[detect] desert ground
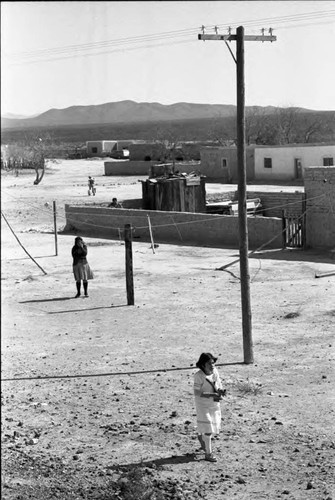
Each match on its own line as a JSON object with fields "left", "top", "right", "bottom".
{"left": 1, "top": 159, "right": 334, "bottom": 500}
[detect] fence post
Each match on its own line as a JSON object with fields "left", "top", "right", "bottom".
{"left": 282, "top": 210, "right": 286, "bottom": 248}
{"left": 124, "top": 224, "right": 134, "bottom": 305}
{"left": 302, "top": 193, "right": 307, "bottom": 249}
{"left": 147, "top": 215, "right": 155, "bottom": 254}
{"left": 53, "top": 201, "right": 58, "bottom": 256}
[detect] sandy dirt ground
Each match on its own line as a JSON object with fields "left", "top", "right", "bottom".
{"left": 1, "top": 160, "right": 334, "bottom": 500}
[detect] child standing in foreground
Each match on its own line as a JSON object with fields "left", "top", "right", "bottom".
{"left": 194, "top": 352, "right": 225, "bottom": 462}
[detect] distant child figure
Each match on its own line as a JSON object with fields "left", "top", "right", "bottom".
{"left": 108, "top": 197, "right": 122, "bottom": 208}
{"left": 72, "top": 237, "right": 94, "bottom": 298}
{"left": 194, "top": 352, "right": 226, "bottom": 462}
{"left": 88, "top": 176, "right": 96, "bottom": 196}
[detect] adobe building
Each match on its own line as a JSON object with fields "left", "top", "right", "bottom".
{"left": 200, "top": 143, "right": 335, "bottom": 182}
{"left": 86, "top": 140, "right": 135, "bottom": 157}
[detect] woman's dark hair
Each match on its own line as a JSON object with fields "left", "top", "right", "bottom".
{"left": 196, "top": 352, "right": 218, "bottom": 372}
{"left": 75, "top": 236, "right": 83, "bottom": 244}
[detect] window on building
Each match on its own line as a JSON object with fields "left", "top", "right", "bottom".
{"left": 92, "top": 147, "right": 98, "bottom": 154}
{"left": 264, "top": 157, "right": 272, "bottom": 168}
{"left": 222, "top": 158, "right": 228, "bottom": 168}
{"left": 323, "top": 157, "right": 334, "bottom": 166}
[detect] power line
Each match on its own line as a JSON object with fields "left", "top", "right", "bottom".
{"left": 9, "top": 10, "right": 333, "bottom": 58}
{"left": 6, "top": 39, "right": 195, "bottom": 67}
{"left": 4, "top": 10, "right": 334, "bottom": 66}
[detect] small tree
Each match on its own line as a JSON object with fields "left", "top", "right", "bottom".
{"left": 208, "top": 118, "right": 235, "bottom": 146}
{"left": 3, "top": 132, "right": 57, "bottom": 184}
{"left": 154, "top": 129, "right": 184, "bottom": 174}
{"left": 245, "top": 107, "right": 278, "bottom": 145}
{"left": 274, "top": 107, "right": 300, "bottom": 144}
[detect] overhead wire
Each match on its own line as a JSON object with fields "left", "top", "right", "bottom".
{"left": 4, "top": 9, "right": 335, "bottom": 66}
{"left": 1, "top": 186, "right": 329, "bottom": 256}
{"left": 1, "top": 187, "right": 328, "bottom": 231}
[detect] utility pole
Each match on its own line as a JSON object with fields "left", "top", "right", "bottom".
{"left": 53, "top": 200, "right": 58, "bottom": 256}
{"left": 198, "top": 26, "right": 276, "bottom": 364}
{"left": 124, "top": 224, "right": 134, "bottom": 305}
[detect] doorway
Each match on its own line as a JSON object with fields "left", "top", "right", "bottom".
{"left": 294, "top": 158, "right": 302, "bottom": 179}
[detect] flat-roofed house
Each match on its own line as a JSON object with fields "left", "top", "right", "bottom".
{"left": 200, "top": 143, "right": 335, "bottom": 182}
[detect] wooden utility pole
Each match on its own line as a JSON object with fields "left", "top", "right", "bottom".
{"left": 53, "top": 201, "right": 58, "bottom": 256}
{"left": 236, "top": 26, "right": 253, "bottom": 364}
{"left": 198, "top": 26, "right": 276, "bottom": 364}
{"left": 124, "top": 224, "right": 134, "bottom": 305}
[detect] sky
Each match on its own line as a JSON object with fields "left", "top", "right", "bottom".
{"left": 1, "top": 1, "right": 335, "bottom": 117}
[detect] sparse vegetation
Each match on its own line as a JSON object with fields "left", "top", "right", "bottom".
{"left": 1, "top": 132, "right": 59, "bottom": 184}
{"left": 233, "top": 378, "right": 263, "bottom": 396}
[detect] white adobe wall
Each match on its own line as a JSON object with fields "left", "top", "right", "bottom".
{"left": 102, "top": 141, "right": 117, "bottom": 153}
{"left": 200, "top": 147, "right": 235, "bottom": 182}
{"left": 255, "top": 144, "right": 335, "bottom": 180}
{"left": 200, "top": 147, "right": 255, "bottom": 182}
{"left": 86, "top": 141, "right": 104, "bottom": 155}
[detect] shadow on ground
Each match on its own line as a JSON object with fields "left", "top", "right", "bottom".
{"left": 108, "top": 452, "right": 200, "bottom": 471}
{"left": 249, "top": 248, "right": 334, "bottom": 264}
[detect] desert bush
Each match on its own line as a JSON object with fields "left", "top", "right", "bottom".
{"left": 233, "top": 378, "right": 263, "bottom": 396}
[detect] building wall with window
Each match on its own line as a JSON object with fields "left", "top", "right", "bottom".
{"left": 200, "top": 146, "right": 255, "bottom": 182}
{"left": 86, "top": 141, "right": 118, "bottom": 156}
{"left": 254, "top": 144, "right": 335, "bottom": 181}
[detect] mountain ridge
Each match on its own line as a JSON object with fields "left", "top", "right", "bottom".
{"left": 0, "top": 100, "right": 308, "bottom": 130}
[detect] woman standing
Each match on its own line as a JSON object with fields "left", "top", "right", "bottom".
{"left": 72, "top": 237, "right": 94, "bottom": 298}
{"left": 193, "top": 352, "right": 225, "bottom": 462}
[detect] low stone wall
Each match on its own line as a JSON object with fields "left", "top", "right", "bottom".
{"left": 247, "top": 191, "right": 305, "bottom": 217}
{"left": 104, "top": 160, "right": 202, "bottom": 177}
{"left": 64, "top": 205, "right": 283, "bottom": 250}
{"left": 104, "top": 161, "right": 154, "bottom": 176}
{"left": 206, "top": 190, "right": 304, "bottom": 217}
{"left": 304, "top": 166, "right": 335, "bottom": 249}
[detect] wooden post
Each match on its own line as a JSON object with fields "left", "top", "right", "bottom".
{"left": 53, "top": 201, "right": 58, "bottom": 256}
{"left": 282, "top": 210, "right": 286, "bottom": 248}
{"left": 236, "top": 26, "right": 253, "bottom": 364}
{"left": 302, "top": 193, "right": 307, "bottom": 249}
{"left": 147, "top": 215, "right": 155, "bottom": 254}
{"left": 124, "top": 224, "right": 134, "bottom": 305}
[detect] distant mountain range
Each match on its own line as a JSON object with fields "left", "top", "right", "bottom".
{"left": 0, "top": 100, "right": 291, "bottom": 129}
{"left": 2, "top": 112, "right": 34, "bottom": 120}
